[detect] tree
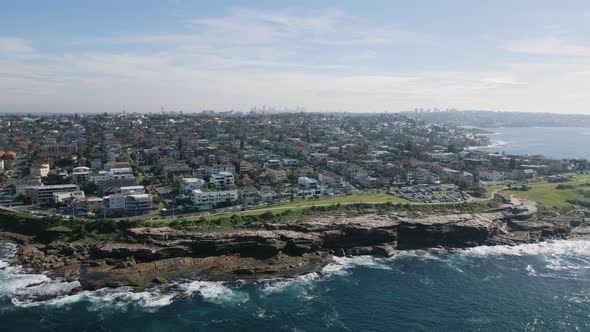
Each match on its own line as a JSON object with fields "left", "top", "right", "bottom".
{"left": 509, "top": 158, "right": 517, "bottom": 170}
{"left": 81, "top": 182, "right": 97, "bottom": 195}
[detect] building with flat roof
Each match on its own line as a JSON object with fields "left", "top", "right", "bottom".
{"left": 31, "top": 184, "right": 80, "bottom": 204}
{"left": 190, "top": 189, "right": 238, "bottom": 210}
{"left": 104, "top": 186, "right": 152, "bottom": 215}
{"left": 53, "top": 190, "right": 85, "bottom": 205}
{"left": 90, "top": 168, "right": 135, "bottom": 183}
{"left": 180, "top": 178, "right": 206, "bottom": 195}
{"left": 210, "top": 172, "right": 235, "bottom": 189}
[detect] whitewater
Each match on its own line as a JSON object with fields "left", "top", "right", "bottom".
{"left": 2, "top": 239, "right": 590, "bottom": 331}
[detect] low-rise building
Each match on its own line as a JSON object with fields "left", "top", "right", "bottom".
{"left": 72, "top": 166, "right": 91, "bottom": 183}
{"left": 478, "top": 169, "right": 505, "bottom": 181}
{"left": 180, "top": 178, "right": 206, "bottom": 195}
{"left": 190, "top": 189, "right": 238, "bottom": 210}
{"left": 53, "top": 190, "right": 85, "bottom": 205}
{"left": 210, "top": 172, "right": 235, "bottom": 189}
{"left": 206, "top": 163, "right": 235, "bottom": 174}
{"left": 267, "top": 168, "right": 287, "bottom": 183}
{"left": 239, "top": 161, "right": 252, "bottom": 173}
{"left": 104, "top": 186, "right": 153, "bottom": 215}
{"left": 298, "top": 176, "right": 319, "bottom": 189}
{"left": 90, "top": 168, "right": 134, "bottom": 183}
{"left": 30, "top": 160, "right": 50, "bottom": 177}
{"left": 31, "top": 184, "right": 80, "bottom": 204}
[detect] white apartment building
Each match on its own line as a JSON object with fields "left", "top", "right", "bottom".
{"left": 180, "top": 178, "right": 206, "bottom": 195}
{"left": 205, "top": 164, "right": 235, "bottom": 174}
{"left": 210, "top": 172, "right": 235, "bottom": 189}
{"left": 104, "top": 186, "right": 152, "bottom": 215}
{"left": 90, "top": 167, "right": 135, "bottom": 183}
{"left": 53, "top": 190, "right": 85, "bottom": 204}
{"left": 190, "top": 189, "right": 238, "bottom": 210}
{"left": 298, "top": 176, "right": 319, "bottom": 189}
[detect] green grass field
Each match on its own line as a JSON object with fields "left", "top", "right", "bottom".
{"left": 500, "top": 174, "right": 590, "bottom": 209}
{"left": 208, "top": 194, "right": 411, "bottom": 220}
{"left": 155, "top": 194, "right": 412, "bottom": 223}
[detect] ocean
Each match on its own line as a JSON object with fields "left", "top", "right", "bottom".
{"left": 2, "top": 240, "right": 590, "bottom": 331}
{"left": 471, "top": 127, "right": 590, "bottom": 159}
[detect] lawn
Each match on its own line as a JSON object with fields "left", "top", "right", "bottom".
{"left": 179, "top": 194, "right": 412, "bottom": 222}
{"left": 500, "top": 174, "right": 590, "bottom": 209}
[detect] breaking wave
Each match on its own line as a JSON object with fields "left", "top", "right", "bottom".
{"left": 3, "top": 239, "right": 590, "bottom": 310}
{"left": 0, "top": 242, "right": 247, "bottom": 310}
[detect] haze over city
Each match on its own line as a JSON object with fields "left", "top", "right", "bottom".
{"left": 2, "top": 0, "right": 590, "bottom": 114}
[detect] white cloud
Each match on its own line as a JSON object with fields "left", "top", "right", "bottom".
{"left": 502, "top": 36, "right": 590, "bottom": 56}
{"left": 2, "top": 9, "right": 590, "bottom": 114}
{"left": 0, "top": 37, "right": 35, "bottom": 56}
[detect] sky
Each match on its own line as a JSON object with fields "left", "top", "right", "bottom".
{"left": 1, "top": 0, "right": 590, "bottom": 114}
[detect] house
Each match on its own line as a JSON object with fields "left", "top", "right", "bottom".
{"left": 413, "top": 168, "right": 440, "bottom": 184}
{"left": 53, "top": 190, "right": 85, "bottom": 205}
{"left": 478, "top": 169, "right": 505, "bottom": 181}
{"left": 162, "top": 163, "right": 193, "bottom": 180}
{"left": 263, "top": 159, "right": 282, "bottom": 169}
{"left": 30, "top": 160, "right": 50, "bottom": 177}
{"left": 103, "top": 161, "right": 132, "bottom": 170}
{"left": 318, "top": 172, "right": 343, "bottom": 188}
{"left": 309, "top": 153, "right": 328, "bottom": 163}
{"left": 298, "top": 177, "right": 319, "bottom": 189}
{"left": 239, "top": 161, "right": 252, "bottom": 173}
{"left": 267, "top": 169, "right": 287, "bottom": 183}
{"left": 348, "top": 167, "right": 369, "bottom": 180}
{"left": 83, "top": 197, "right": 104, "bottom": 213}
{"left": 512, "top": 169, "right": 536, "bottom": 181}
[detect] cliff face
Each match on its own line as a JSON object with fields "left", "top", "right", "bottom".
{"left": 6, "top": 205, "right": 590, "bottom": 291}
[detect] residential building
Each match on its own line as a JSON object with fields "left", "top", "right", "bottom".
{"left": 298, "top": 176, "right": 319, "bottom": 189}
{"left": 30, "top": 160, "right": 50, "bottom": 177}
{"left": 190, "top": 189, "right": 238, "bottom": 210}
{"left": 180, "top": 178, "right": 206, "bottom": 195}
{"left": 267, "top": 169, "right": 287, "bottom": 183}
{"left": 206, "top": 163, "right": 235, "bottom": 174}
{"left": 31, "top": 184, "right": 80, "bottom": 204}
{"left": 210, "top": 171, "right": 235, "bottom": 189}
{"left": 53, "top": 190, "right": 85, "bottom": 205}
{"left": 72, "top": 166, "right": 91, "bottom": 183}
{"left": 90, "top": 168, "right": 134, "bottom": 183}
{"left": 104, "top": 186, "right": 152, "bottom": 215}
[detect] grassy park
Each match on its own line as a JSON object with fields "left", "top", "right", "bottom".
{"left": 500, "top": 174, "right": 590, "bottom": 209}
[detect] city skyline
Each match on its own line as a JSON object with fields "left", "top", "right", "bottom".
{"left": 2, "top": 0, "right": 590, "bottom": 114}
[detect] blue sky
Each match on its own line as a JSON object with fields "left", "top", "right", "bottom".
{"left": 1, "top": 0, "right": 590, "bottom": 113}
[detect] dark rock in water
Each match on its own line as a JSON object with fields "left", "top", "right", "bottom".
{"left": 372, "top": 245, "right": 395, "bottom": 257}
{"left": 25, "top": 281, "right": 47, "bottom": 288}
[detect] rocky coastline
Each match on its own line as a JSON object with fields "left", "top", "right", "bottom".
{"left": 2, "top": 200, "right": 590, "bottom": 297}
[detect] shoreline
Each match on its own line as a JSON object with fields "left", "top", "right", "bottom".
{"left": 2, "top": 200, "right": 590, "bottom": 303}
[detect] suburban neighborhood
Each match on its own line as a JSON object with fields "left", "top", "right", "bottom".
{"left": 0, "top": 111, "right": 587, "bottom": 221}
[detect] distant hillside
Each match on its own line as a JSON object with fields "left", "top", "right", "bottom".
{"left": 404, "top": 110, "right": 590, "bottom": 128}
